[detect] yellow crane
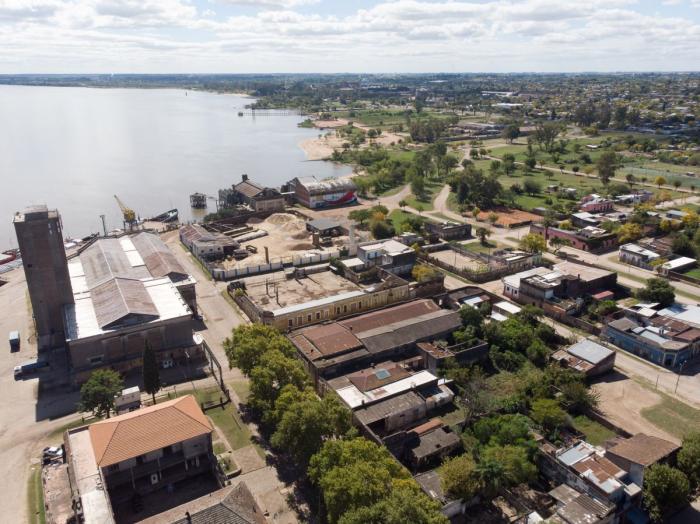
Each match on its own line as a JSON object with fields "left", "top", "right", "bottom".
{"left": 114, "top": 195, "right": 137, "bottom": 230}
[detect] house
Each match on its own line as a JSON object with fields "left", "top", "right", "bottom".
{"left": 666, "top": 209, "right": 688, "bottom": 221}
{"left": 603, "top": 317, "right": 694, "bottom": 368}
{"left": 415, "top": 469, "right": 467, "bottom": 519}
{"left": 288, "top": 299, "right": 462, "bottom": 384}
{"left": 416, "top": 339, "right": 489, "bottom": 372}
{"left": 231, "top": 174, "right": 285, "bottom": 212}
{"left": 357, "top": 239, "right": 417, "bottom": 276}
{"left": 580, "top": 196, "right": 615, "bottom": 213}
{"left": 552, "top": 339, "right": 616, "bottom": 377}
{"left": 530, "top": 224, "right": 617, "bottom": 254}
{"left": 548, "top": 484, "right": 615, "bottom": 524}
{"left": 287, "top": 176, "right": 357, "bottom": 208}
{"left": 660, "top": 256, "right": 696, "bottom": 275}
{"left": 615, "top": 190, "right": 653, "bottom": 205}
{"left": 619, "top": 243, "right": 661, "bottom": 269}
{"left": 405, "top": 420, "right": 462, "bottom": 469}
{"left": 140, "top": 483, "right": 267, "bottom": 524}
{"left": 65, "top": 396, "right": 217, "bottom": 522}
{"left": 605, "top": 434, "right": 680, "bottom": 487}
{"left": 424, "top": 220, "right": 471, "bottom": 240}
{"left": 504, "top": 263, "right": 616, "bottom": 309}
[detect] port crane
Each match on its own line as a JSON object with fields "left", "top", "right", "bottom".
{"left": 114, "top": 195, "right": 138, "bottom": 231}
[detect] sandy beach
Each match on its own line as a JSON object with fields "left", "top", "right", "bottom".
{"left": 298, "top": 120, "right": 407, "bottom": 161}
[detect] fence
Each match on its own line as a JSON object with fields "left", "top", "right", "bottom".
{"left": 209, "top": 250, "right": 340, "bottom": 281}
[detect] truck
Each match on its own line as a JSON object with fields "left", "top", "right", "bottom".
{"left": 13, "top": 359, "right": 49, "bottom": 379}
{"left": 9, "top": 331, "right": 20, "bottom": 352}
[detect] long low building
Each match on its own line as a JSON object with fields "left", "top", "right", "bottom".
{"left": 287, "top": 176, "right": 357, "bottom": 208}
{"left": 288, "top": 299, "right": 462, "bottom": 384}
{"left": 64, "top": 233, "right": 199, "bottom": 383}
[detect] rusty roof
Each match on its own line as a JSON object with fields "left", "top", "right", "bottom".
{"left": 347, "top": 363, "right": 411, "bottom": 392}
{"left": 131, "top": 232, "right": 187, "bottom": 280}
{"left": 234, "top": 180, "right": 265, "bottom": 199}
{"left": 340, "top": 299, "right": 440, "bottom": 333}
{"left": 607, "top": 433, "right": 679, "bottom": 466}
{"left": 89, "top": 395, "right": 212, "bottom": 468}
{"left": 91, "top": 277, "right": 159, "bottom": 329}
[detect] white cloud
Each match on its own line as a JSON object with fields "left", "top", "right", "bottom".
{"left": 0, "top": 0, "right": 698, "bottom": 72}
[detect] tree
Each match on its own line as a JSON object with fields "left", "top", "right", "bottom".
{"left": 339, "top": 483, "right": 447, "bottom": 524}
{"left": 644, "top": 464, "right": 690, "bottom": 523}
{"left": 472, "top": 414, "right": 534, "bottom": 449}
{"left": 248, "top": 350, "right": 309, "bottom": 413}
{"left": 348, "top": 209, "right": 372, "bottom": 227}
{"left": 370, "top": 219, "right": 395, "bottom": 239}
{"left": 142, "top": 341, "right": 161, "bottom": 405}
{"left": 560, "top": 382, "right": 599, "bottom": 415}
{"left": 270, "top": 388, "right": 352, "bottom": 466}
{"left": 637, "top": 277, "right": 675, "bottom": 307}
{"left": 616, "top": 222, "right": 643, "bottom": 244}
{"left": 398, "top": 199, "right": 407, "bottom": 210}
{"left": 523, "top": 179, "right": 541, "bottom": 196}
{"left": 655, "top": 176, "right": 667, "bottom": 189}
{"left": 224, "top": 324, "right": 296, "bottom": 376}
{"left": 412, "top": 264, "right": 441, "bottom": 283}
{"left": 80, "top": 369, "right": 124, "bottom": 418}
{"left": 596, "top": 151, "right": 618, "bottom": 187}
{"left": 678, "top": 432, "right": 700, "bottom": 491}
{"left": 530, "top": 398, "right": 567, "bottom": 433}
{"left": 440, "top": 454, "right": 481, "bottom": 501}
{"left": 476, "top": 227, "right": 491, "bottom": 246}
{"left": 533, "top": 121, "right": 561, "bottom": 153}
{"left": 519, "top": 233, "right": 547, "bottom": 254}
{"left": 502, "top": 124, "right": 520, "bottom": 144}
{"left": 479, "top": 445, "right": 537, "bottom": 497}
{"left": 309, "top": 438, "right": 409, "bottom": 524}
{"left": 549, "top": 236, "right": 571, "bottom": 254}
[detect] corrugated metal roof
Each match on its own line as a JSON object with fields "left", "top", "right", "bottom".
{"left": 234, "top": 179, "right": 265, "bottom": 198}
{"left": 131, "top": 232, "right": 187, "bottom": 279}
{"left": 567, "top": 339, "right": 614, "bottom": 365}
{"left": 91, "top": 277, "right": 159, "bottom": 329}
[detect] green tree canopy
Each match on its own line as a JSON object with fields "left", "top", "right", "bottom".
{"left": 223, "top": 324, "right": 297, "bottom": 376}
{"left": 596, "top": 151, "right": 618, "bottom": 186}
{"left": 270, "top": 387, "right": 352, "bottom": 466}
{"left": 636, "top": 277, "right": 676, "bottom": 307}
{"left": 479, "top": 444, "right": 537, "bottom": 497}
{"left": 678, "top": 432, "right": 700, "bottom": 491}
{"left": 472, "top": 414, "right": 534, "bottom": 449}
{"left": 79, "top": 369, "right": 124, "bottom": 418}
{"left": 530, "top": 398, "right": 567, "bottom": 433}
{"left": 248, "top": 349, "right": 309, "bottom": 413}
{"left": 518, "top": 233, "right": 546, "bottom": 254}
{"left": 643, "top": 464, "right": 690, "bottom": 523}
{"left": 338, "top": 482, "right": 447, "bottom": 524}
{"left": 440, "top": 453, "right": 481, "bottom": 501}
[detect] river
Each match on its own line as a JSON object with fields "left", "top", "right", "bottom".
{"left": 0, "top": 86, "right": 350, "bottom": 250}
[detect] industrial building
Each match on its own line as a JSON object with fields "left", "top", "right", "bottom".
{"left": 286, "top": 176, "right": 357, "bottom": 208}
{"left": 229, "top": 174, "right": 285, "bottom": 212}
{"left": 13, "top": 205, "right": 75, "bottom": 349}
{"left": 64, "top": 232, "right": 198, "bottom": 382}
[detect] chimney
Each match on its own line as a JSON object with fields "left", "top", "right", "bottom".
{"left": 242, "top": 174, "right": 249, "bottom": 182}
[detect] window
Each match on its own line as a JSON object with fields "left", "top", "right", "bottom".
{"left": 88, "top": 355, "right": 104, "bottom": 365}
{"left": 288, "top": 319, "right": 293, "bottom": 328}
{"left": 316, "top": 312, "right": 321, "bottom": 320}
{"left": 307, "top": 314, "right": 312, "bottom": 322}
{"left": 343, "top": 305, "right": 348, "bottom": 313}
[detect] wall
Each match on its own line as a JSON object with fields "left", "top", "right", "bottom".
{"left": 210, "top": 250, "right": 341, "bottom": 280}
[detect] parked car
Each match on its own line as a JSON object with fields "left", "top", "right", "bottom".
{"left": 14, "top": 359, "right": 49, "bottom": 379}
{"left": 43, "top": 446, "right": 63, "bottom": 459}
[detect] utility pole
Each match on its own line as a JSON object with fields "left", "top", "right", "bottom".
{"left": 99, "top": 215, "right": 107, "bottom": 237}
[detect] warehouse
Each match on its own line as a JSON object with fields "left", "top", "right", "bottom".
{"left": 287, "top": 176, "right": 357, "bottom": 208}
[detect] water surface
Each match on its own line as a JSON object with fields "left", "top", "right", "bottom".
{"left": 0, "top": 86, "right": 349, "bottom": 250}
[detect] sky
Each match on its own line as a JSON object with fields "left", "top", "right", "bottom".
{"left": 1, "top": 0, "right": 700, "bottom": 73}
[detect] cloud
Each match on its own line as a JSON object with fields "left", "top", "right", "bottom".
{"left": 0, "top": 0, "right": 698, "bottom": 72}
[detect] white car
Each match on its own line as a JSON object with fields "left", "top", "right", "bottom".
{"left": 43, "top": 446, "right": 63, "bottom": 459}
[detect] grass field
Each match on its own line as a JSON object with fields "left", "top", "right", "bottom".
{"left": 388, "top": 209, "right": 425, "bottom": 233}
{"left": 641, "top": 390, "right": 700, "bottom": 440}
{"left": 230, "top": 380, "right": 251, "bottom": 403}
{"left": 683, "top": 267, "right": 700, "bottom": 280}
{"left": 461, "top": 240, "right": 502, "bottom": 254}
{"left": 572, "top": 415, "right": 617, "bottom": 446}
{"left": 336, "top": 109, "right": 458, "bottom": 129}
{"left": 405, "top": 180, "right": 444, "bottom": 211}
{"left": 27, "top": 466, "right": 45, "bottom": 524}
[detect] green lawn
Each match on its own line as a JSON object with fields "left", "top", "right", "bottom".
{"left": 388, "top": 209, "right": 425, "bottom": 234}
{"left": 405, "top": 181, "right": 444, "bottom": 211}
{"left": 229, "top": 380, "right": 251, "bottom": 403}
{"left": 641, "top": 391, "right": 700, "bottom": 440}
{"left": 572, "top": 415, "right": 617, "bottom": 446}
{"left": 27, "top": 465, "right": 45, "bottom": 524}
{"left": 683, "top": 267, "right": 700, "bottom": 280}
{"left": 461, "top": 240, "right": 502, "bottom": 254}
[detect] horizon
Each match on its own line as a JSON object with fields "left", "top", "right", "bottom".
{"left": 2, "top": 0, "right": 700, "bottom": 74}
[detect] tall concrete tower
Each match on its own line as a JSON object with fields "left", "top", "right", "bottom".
{"left": 13, "top": 205, "right": 74, "bottom": 350}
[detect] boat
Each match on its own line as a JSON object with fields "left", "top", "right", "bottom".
{"left": 149, "top": 209, "right": 179, "bottom": 223}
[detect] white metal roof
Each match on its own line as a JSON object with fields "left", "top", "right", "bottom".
{"left": 335, "top": 369, "right": 437, "bottom": 409}
{"left": 662, "top": 257, "right": 696, "bottom": 270}
{"left": 502, "top": 266, "right": 551, "bottom": 289}
{"left": 567, "top": 339, "right": 614, "bottom": 365}
{"left": 271, "top": 290, "right": 365, "bottom": 317}
{"left": 494, "top": 301, "right": 522, "bottom": 315}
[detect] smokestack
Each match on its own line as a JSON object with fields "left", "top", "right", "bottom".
{"left": 264, "top": 246, "right": 269, "bottom": 264}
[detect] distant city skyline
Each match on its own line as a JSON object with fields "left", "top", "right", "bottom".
{"left": 1, "top": 0, "right": 700, "bottom": 73}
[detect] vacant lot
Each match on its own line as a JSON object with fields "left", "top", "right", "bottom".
{"left": 431, "top": 248, "right": 483, "bottom": 271}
